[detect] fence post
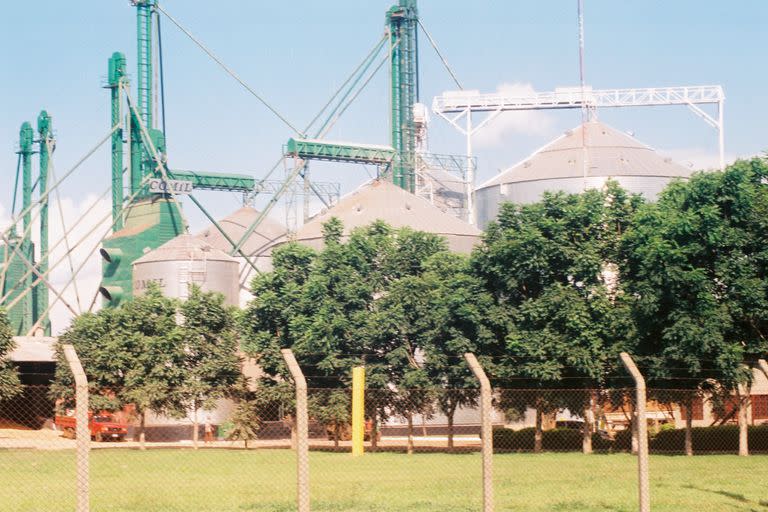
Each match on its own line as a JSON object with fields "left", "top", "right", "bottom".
{"left": 620, "top": 352, "right": 650, "bottom": 512}
{"left": 464, "top": 353, "right": 493, "bottom": 512}
{"left": 282, "top": 348, "right": 310, "bottom": 512}
{"left": 351, "top": 366, "right": 365, "bottom": 457}
{"left": 62, "top": 344, "right": 89, "bottom": 512}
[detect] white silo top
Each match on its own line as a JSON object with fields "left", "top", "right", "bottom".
{"left": 195, "top": 207, "right": 286, "bottom": 257}
{"left": 133, "top": 234, "right": 237, "bottom": 264}
{"left": 480, "top": 120, "right": 690, "bottom": 189}
{"left": 290, "top": 179, "right": 481, "bottom": 254}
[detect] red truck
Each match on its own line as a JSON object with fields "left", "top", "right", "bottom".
{"left": 55, "top": 412, "right": 128, "bottom": 442}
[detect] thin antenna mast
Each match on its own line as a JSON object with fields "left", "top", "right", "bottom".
{"left": 577, "top": 0, "right": 591, "bottom": 188}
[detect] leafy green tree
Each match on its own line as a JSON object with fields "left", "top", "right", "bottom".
{"left": 623, "top": 159, "right": 768, "bottom": 455}
{"left": 179, "top": 286, "right": 242, "bottom": 447}
{"left": 227, "top": 398, "right": 261, "bottom": 448}
{"left": 240, "top": 219, "right": 449, "bottom": 445}
{"left": 0, "top": 308, "right": 22, "bottom": 401}
{"left": 52, "top": 284, "right": 188, "bottom": 444}
{"left": 373, "top": 252, "right": 501, "bottom": 448}
{"left": 472, "top": 186, "right": 638, "bottom": 453}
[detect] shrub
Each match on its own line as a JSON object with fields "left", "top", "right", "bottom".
{"left": 493, "top": 427, "right": 600, "bottom": 452}
{"left": 652, "top": 424, "right": 768, "bottom": 453}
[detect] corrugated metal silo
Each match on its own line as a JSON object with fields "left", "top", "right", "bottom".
{"left": 475, "top": 121, "right": 693, "bottom": 228}
{"left": 288, "top": 179, "right": 481, "bottom": 254}
{"left": 132, "top": 234, "right": 239, "bottom": 305}
{"left": 194, "top": 207, "right": 287, "bottom": 306}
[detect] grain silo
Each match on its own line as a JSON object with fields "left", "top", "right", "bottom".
{"left": 195, "top": 207, "right": 287, "bottom": 305}
{"left": 288, "top": 179, "right": 481, "bottom": 254}
{"left": 475, "top": 120, "right": 692, "bottom": 227}
{"left": 132, "top": 234, "right": 239, "bottom": 305}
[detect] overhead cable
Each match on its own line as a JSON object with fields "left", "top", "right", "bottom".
{"left": 155, "top": 4, "right": 303, "bottom": 136}
{"left": 417, "top": 19, "right": 463, "bottom": 90}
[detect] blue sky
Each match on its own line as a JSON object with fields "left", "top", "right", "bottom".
{"left": 2, "top": 0, "right": 766, "bottom": 227}
{"left": 2, "top": 0, "right": 766, "bottom": 331}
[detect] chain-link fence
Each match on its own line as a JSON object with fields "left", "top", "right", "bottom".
{"left": 2, "top": 382, "right": 768, "bottom": 510}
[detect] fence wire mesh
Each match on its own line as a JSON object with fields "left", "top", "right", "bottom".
{"left": 2, "top": 385, "right": 768, "bottom": 511}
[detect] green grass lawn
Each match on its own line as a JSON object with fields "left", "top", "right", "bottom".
{"left": 1, "top": 449, "right": 767, "bottom": 511}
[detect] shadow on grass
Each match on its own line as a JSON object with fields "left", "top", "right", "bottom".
{"left": 683, "top": 484, "right": 768, "bottom": 508}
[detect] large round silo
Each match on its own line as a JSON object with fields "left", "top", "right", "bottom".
{"left": 194, "top": 206, "right": 287, "bottom": 306}
{"left": 286, "top": 179, "right": 481, "bottom": 254}
{"left": 132, "top": 234, "right": 239, "bottom": 305}
{"left": 475, "top": 121, "right": 693, "bottom": 228}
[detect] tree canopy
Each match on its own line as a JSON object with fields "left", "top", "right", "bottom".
{"left": 0, "top": 308, "right": 21, "bottom": 401}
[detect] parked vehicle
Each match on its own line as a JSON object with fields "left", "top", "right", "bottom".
{"left": 55, "top": 411, "right": 128, "bottom": 442}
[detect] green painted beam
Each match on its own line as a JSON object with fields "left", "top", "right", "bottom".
{"left": 284, "top": 138, "right": 396, "bottom": 166}
{"left": 168, "top": 170, "right": 255, "bottom": 192}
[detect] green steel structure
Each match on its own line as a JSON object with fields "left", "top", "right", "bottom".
{"left": 0, "top": 236, "right": 28, "bottom": 335}
{"left": 284, "top": 138, "right": 396, "bottom": 166}
{"left": 108, "top": 52, "right": 127, "bottom": 231}
{"left": 0, "top": 121, "right": 42, "bottom": 335}
{"left": 168, "top": 170, "right": 255, "bottom": 192}
{"left": 100, "top": 0, "right": 259, "bottom": 308}
{"left": 36, "top": 111, "right": 52, "bottom": 335}
{"left": 387, "top": 0, "right": 419, "bottom": 192}
{"left": 281, "top": 1, "right": 420, "bottom": 188}
{"left": 18, "top": 122, "right": 36, "bottom": 334}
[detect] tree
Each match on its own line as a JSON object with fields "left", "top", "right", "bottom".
{"left": 373, "top": 252, "right": 501, "bottom": 448}
{"left": 240, "top": 219, "right": 449, "bottom": 446}
{"left": 179, "top": 286, "right": 242, "bottom": 448}
{"left": 472, "top": 186, "right": 637, "bottom": 453}
{"left": 51, "top": 284, "right": 188, "bottom": 445}
{"left": 0, "top": 308, "right": 22, "bottom": 402}
{"left": 623, "top": 159, "right": 768, "bottom": 456}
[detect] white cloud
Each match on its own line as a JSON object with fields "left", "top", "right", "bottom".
{"left": 659, "top": 147, "right": 741, "bottom": 172}
{"left": 473, "top": 82, "right": 556, "bottom": 148}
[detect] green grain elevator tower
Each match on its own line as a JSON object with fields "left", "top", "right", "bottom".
{"left": 99, "top": 0, "right": 185, "bottom": 307}
{"left": 387, "top": 0, "right": 419, "bottom": 193}
{"left": 1, "top": 114, "right": 52, "bottom": 335}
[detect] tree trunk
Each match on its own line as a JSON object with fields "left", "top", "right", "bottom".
{"left": 192, "top": 405, "right": 199, "bottom": 450}
{"left": 139, "top": 410, "right": 146, "bottom": 451}
{"left": 407, "top": 413, "right": 414, "bottom": 455}
{"left": 333, "top": 423, "right": 340, "bottom": 448}
{"left": 447, "top": 410, "right": 455, "bottom": 450}
{"left": 682, "top": 401, "right": 693, "bottom": 456}
{"left": 534, "top": 408, "right": 543, "bottom": 454}
{"left": 582, "top": 406, "right": 593, "bottom": 455}
{"left": 737, "top": 385, "right": 750, "bottom": 457}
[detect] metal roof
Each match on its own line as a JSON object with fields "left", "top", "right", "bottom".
{"left": 479, "top": 121, "right": 691, "bottom": 189}
{"left": 9, "top": 336, "right": 56, "bottom": 362}
{"left": 195, "top": 207, "right": 287, "bottom": 257}
{"left": 290, "top": 179, "right": 481, "bottom": 254}
{"left": 134, "top": 234, "right": 238, "bottom": 264}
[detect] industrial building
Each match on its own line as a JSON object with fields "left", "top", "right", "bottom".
{"left": 474, "top": 120, "right": 693, "bottom": 228}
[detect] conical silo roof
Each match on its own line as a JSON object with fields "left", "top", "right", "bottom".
{"left": 133, "top": 234, "right": 237, "bottom": 264}
{"left": 480, "top": 120, "right": 690, "bottom": 189}
{"left": 474, "top": 120, "right": 693, "bottom": 227}
{"left": 290, "top": 179, "right": 481, "bottom": 254}
{"left": 195, "top": 206, "right": 287, "bottom": 257}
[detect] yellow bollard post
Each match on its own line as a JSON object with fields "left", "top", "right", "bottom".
{"left": 352, "top": 366, "right": 365, "bottom": 457}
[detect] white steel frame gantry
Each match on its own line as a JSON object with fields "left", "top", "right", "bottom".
{"left": 433, "top": 85, "right": 725, "bottom": 224}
